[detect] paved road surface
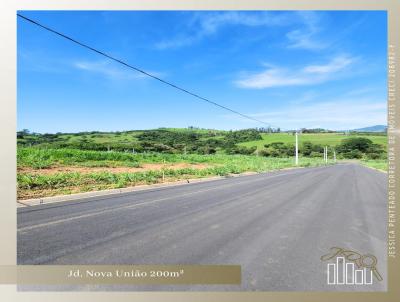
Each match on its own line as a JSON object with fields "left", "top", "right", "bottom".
{"left": 17, "top": 163, "right": 387, "bottom": 291}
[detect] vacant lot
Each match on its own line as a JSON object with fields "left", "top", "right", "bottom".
{"left": 18, "top": 147, "right": 334, "bottom": 199}
{"left": 17, "top": 129, "right": 387, "bottom": 200}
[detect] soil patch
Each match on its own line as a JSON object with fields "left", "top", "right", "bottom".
{"left": 18, "top": 163, "right": 212, "bottom": 175}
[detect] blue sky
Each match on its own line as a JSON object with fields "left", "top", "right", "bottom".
{"left": 17, "top": 11, "right": 387, "bottom": 133}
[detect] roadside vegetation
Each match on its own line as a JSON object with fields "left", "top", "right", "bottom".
{"left": 17, "top": 128, "right": 386, "bottom": 157}
{"left": 17, "top": 127, "right": 387, "bottom": 199}
{"left": 359, "top": 159, "right": 387, "bottom": 172}
{"left": 239, "top": 132, "right": 386, "bottom": 150}
{"left": 17, "top": 148, "right": 333, "bottom": 199}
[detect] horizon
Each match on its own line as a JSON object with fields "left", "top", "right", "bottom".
{"left": 18, "top": 11, "right": 387, "bottom": 133}
{"left": 18, "top": 124, "right": 387, "bottom": 135}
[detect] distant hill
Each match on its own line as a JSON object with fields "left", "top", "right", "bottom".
{"left": 352, "top": 125, "right": 387, "bottom": 132}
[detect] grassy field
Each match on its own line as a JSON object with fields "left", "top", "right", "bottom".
{"left": 20, "top": 131, "right": 142, "bottom": 145}
{"left": 359, "top": 159, "right": 387, "bottom": 172}
{"left": 17, "top": 147, "right": 334, "bottom": 199}
{"left": 160, "top": 127, "right": 227, "bottom": 135}
{"left": 18, "top": 128, "right": 228, "bottom": 146}
{"left": 17, "top": 130, "right": 387, "bottom": 200}
{"left": 239, "top": 133, "right": 387, "bottom": 150}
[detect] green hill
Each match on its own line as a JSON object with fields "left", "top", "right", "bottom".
{"left": 17, "top": 128, "right": 387, "bottom": 158}
{"left": 239, "top": 133, "right": 387, "bottom": 150}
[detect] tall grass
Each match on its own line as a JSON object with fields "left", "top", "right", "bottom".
{"left": 18, "top": 147, "right": 332, "bottom": 168}
{"left": 17, "top": 147, "right": 333, "bottom": 199}
{"left": 359, "top": 159, "right": 387, "bottom": 171}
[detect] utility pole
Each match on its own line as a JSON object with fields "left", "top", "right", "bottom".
{"left": 184, "top": 145, "right": 187, "bottom": 155}
{"left": 162, "top": 159, "right": 165, "bottom": 182}
{"left": 333, "top": 150, "right": 336, "bottom": 163}
{"left": 295, "top": 131, "right": 299, "bottom": 166}
{"left": 324, "top": 146, "right": 328, "bottom": 163}
{"left": 132, "top": 148, "right": 135, "bottom": 154}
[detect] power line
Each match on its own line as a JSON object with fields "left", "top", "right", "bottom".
{"left": 17, "top": 13, "right": 281, "bottom": 129}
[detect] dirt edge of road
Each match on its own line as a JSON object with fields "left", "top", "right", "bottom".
{"left": 17, "top": 171, "right": 259, "bottom": 208}
{"left": 17, "top": 166, "right": 315, "bottom": 208}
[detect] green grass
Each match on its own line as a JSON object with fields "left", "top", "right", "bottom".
{"left": 18, "top": 147, "right": 333, "bottom": 169}
{"left": 18, "top": 128, "right": 227, "bottom": 147}
{"left": 62, "top": 132, "right": 141, "bottom": 143}
{"left": 239, "top": 133, "right": 387, "bottom": 150}
{"left": 359, "top": 159, "right": 387, "bottom": 171}
{"left": 17, "top": 147, "right": 334, "bottom": 199}
{"left": 18, "top": 131, "right": 143, "bottom": 146}
{"left": 160, "top": 127, "right": 227, "bottom": 135}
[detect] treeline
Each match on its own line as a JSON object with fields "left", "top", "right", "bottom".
{"left": 17, "top": 129, "right": 386, "bottom": 159}
{"left": 258, "top": 137, "right": 386, "bottom": 159}
{"left": 17, "top": 129, "right": 262, "bottom": 155}
{"left": 335, "top": 137, "right": 385, "bottom": 159}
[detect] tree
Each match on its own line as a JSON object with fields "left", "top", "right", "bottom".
{"left": 336, "top": 137, "right": 385, "bottom": 159}
{"left": 337, "top": 137, "right": 373, "bottom": 153}
{"left": 17, "top": 129, "right": 30, "bottom": 139}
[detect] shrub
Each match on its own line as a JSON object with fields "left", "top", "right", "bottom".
{"left": 226, "top": 146, "right": 256, "bottom": 155}
{"left": 302, "top": 141, "right": 324, "bottom": 155}
{"left": 336, "top": 137, "right": 385, "bottom": 159}
{"left": 341, "top": 150, "right": 363, "bottom": 159}
{"left": 337, "top": 137, "right": 373, "bottom": 153}
{"left": 262, "top": 142, "right": 295, "bottom": 157}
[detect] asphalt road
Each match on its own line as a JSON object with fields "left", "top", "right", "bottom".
{"left": 17, "top": 163, "right": 387, "bottom": 291}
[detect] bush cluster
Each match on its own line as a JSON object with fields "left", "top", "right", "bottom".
{"left": 256, "top": 137, "right": 386, "bottom": 159}
{"left": 18, "top": 129, "right": 263, "bottom": 155}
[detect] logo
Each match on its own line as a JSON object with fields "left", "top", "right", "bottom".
{"left": 321, "top": 247, "right": 382, "bottom": 285}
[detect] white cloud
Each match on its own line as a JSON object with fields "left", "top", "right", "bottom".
{"left": 303, "top": 56, "right": 353, "bottom": 74}
{"left": 234, "top": 55, "right": 355, "bottom": 89}
{"left": 155, "top": 11, "right": 332, "bottom": 51}
{"left": 155, "top": 36, "right": 197, "bottom": 50}
{"left": 74, "top": 60, "right": 165, "bottom": 80}
{"left": 196, "top": 11, "right": 290, "bottom": 32}
{"left": 286, "top": 11, "right": 326, "bottom": 50}
{"left": 155, "top": 11, "right": 293, "bottom": 49}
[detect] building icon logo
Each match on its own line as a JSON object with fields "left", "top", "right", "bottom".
{"left": 321, "top": 247, "right": 382, "bottom": 285}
